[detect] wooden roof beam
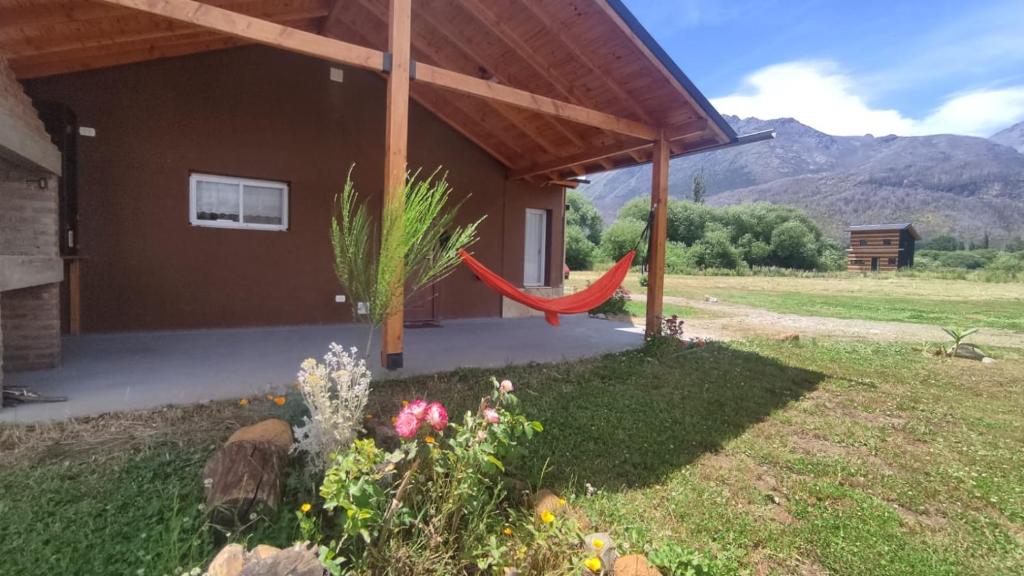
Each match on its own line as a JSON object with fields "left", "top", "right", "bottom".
{"left": 415, "top": 63, "right": 657, "bottom": 140}
{"left": 508, "top": 118, "right": 709, "bottom": 179}
{"left": 96, "top": 0, "right": 385, "bottom": 70}
{"left": 98, "top": 0, "right": 658, "bottom": 139}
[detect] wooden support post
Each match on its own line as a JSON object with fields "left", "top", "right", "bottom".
{"left": 67, "top": 258, "right": 81, "bottom": 335}
{"left": 645, "top": 131, "right": 669, "bottom": 339}
{"left": 381, "top": 0, "right": 411, "bottom": 370}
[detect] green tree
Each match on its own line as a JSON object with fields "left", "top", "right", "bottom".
{"left": 566, "top": 190, "right": 604, "bottom": 245}
{"left": 600, "top": 217, "right": 647, "bottom": 261}
{"left": 691, "top": 167, "right": 706, "bottom": 204}
{"left": 770, "top": 221, "right": 819, "bottom": 269}
{"left": 667, "top": 201, "right": 710, "bottom": 245}
{"left": 691, "top": 225, "right": 742, "bottom": 269}
{"left": 564, "top": 225, "right": 596, "bottom": 270}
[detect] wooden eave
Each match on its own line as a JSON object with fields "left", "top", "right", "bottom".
{"left": 0, "top": 0, "right": 738, "bottom": 182}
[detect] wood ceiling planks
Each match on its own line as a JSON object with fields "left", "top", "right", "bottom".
{"left": 0, "top": 0, "right": 732, "bottom": 180}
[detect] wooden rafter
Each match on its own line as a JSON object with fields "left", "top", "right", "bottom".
{"left": 325, "top": 15, "right": 525, "bottom": 168}
{"left": 93, "top": 0, "right": 659, "bottom": 141}
{"left": 594, "top": 0, "right": 730, "bottom": 144}
{"left": 95, "top": 0, "right": 386, "bottom": 70}
{"left": 339, "top": 0, "right": 574, "bottom": 159}
{"left": 415, "top": 63, "right": 657, "bottom": 140}
{"left": 508, "top": 118, "right": 708, "bottom": 180}
{"left": 411, "top": 1, "right": 585, "bottom": 152}
{"left": 3, "top": 0, "right": 331, "bottom": 58}
{"left": 517, "top": 0, "right": 657, "bottom": 127}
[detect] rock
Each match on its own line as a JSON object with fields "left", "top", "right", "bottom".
{"left": 704, "top": 295, "right": 718, "bottom": 303}
{"left": 249, "top": 544, "right": 280, "bottom": 560}
{"left": 614, "top": 554, "right": 662, "bottom": 576}
{"left": 982, "top": 357, "right": 998, "bottom": 364}
{"left": 533, "top": 488, "right": 563, "bottom": 519}
{"left": 227, "top": 419, "right": 294, "bottom": 451}
{"left": 953, "top": 344, "right": 986, "bottom": 361}
{"left": 241, "top": 542, "right": 322, "bottom": 576}
{"left": 208, "top": 544, "right": 245, "bottom": 576}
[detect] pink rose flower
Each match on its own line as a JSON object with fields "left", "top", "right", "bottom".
{"left": 406, "top": 399, "right": 428, "bottom": 421}
{"left": 425, "top": 402, "right": 449, "bottom": 431}
{"left": 394, "top": 410, "right": 419, "bottom": 439}
{"left": 499, "top": 380, "right": 514, "bottom": 393}
{"left": 483, "top": 408, "right": 500, "bottom": 424}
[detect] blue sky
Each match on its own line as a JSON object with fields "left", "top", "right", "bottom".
{"left": 623, "top": 0, "right": 1024, "bottom": 136}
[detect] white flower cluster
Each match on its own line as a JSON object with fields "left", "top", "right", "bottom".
{"left": 292, "top": 343, "right": 371, "bottom": 470}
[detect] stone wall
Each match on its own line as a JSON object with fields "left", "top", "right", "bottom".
{"left": 0, "top": 56, "right": 62, "bottom": 399}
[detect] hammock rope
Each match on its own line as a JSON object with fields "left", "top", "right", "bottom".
{"left": 459, "top": 249, "right": 636, "bottom": 326}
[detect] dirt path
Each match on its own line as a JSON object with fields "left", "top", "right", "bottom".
{"left": 634, "top": 294, "right": 1024, "bottom": 348}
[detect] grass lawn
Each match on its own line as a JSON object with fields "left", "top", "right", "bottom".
{"left": 2, "top": 339, "right": 1022, "bottom": 575}
{"left": 570, "top": 272, "right": 1024, "bottom": 332}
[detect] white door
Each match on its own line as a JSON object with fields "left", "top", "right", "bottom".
{"left": 524, "top": 209, "right": 547, "bottom": 287}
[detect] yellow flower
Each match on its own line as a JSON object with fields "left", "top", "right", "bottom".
{"left": 540, "top": 510, "right": 555, "bottom": 524}
{"left": 502, "top": 527, "right": 513, "bottom": 537}
{"left": 583, "top": 557, "right": 602, "bottom": 573}
{"left": 273, "top": 396, "right": 286, "bottom": 406}
{"left": 424, "top": 435, "right": 436, "bottom": 445}
{"left": 300, "top": 503, "right": 312, "bottom": 513}
{"left": 558, "top": 497, "right": 567, "bottom": 507}
{"left": 402, "top": 400, "right": 409, "bottom": 408}
{"left": 238, "top": 399, "right": 249, "bottom": 406}
{"left": 591, "top": 537, "right": 604, "bottom": 550}
{"left": 391, "top": 416, "right": 398, "bottom": 425}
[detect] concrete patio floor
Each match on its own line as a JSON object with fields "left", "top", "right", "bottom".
{"left": 1, "top": 315, "right": 642, "bottom": 423}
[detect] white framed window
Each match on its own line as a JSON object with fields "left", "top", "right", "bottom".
{"left": 524, "top": 208, "right": 548, "bottom": 287}
{"left": 189, "top": 172, "right": 289, "bottom": 231}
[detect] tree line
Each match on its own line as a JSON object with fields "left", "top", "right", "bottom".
{"left": 566, "top": 191, "right": 846, "bottom": 273}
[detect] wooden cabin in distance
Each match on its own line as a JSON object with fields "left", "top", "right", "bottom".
{"left": 847, "top": 224, "right": 921, "bottom": 272}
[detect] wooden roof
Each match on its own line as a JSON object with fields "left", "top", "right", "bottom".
{"left": 0, "top": 0, "right": 742, "bottom": 181}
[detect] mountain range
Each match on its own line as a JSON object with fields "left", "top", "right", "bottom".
{"left": 578, "top": 116, "right": 1024, "bottom": 244}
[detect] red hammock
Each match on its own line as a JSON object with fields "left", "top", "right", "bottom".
{"left": 459, "top": 249, "right": 635, "bottom": 326}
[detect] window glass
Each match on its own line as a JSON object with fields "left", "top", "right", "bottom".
{"left": 243, "top": 185, "right": 284, "bottom": 226}
{"left": 190, "top": 173, "right": 288, "bottom": 231}
{"left": 195, "top": 180, "right": 240, "bottom": 222}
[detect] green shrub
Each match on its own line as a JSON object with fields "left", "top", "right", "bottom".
{"left": 565, "top": 225, "right": 596, "bottom": 270}
{"left": 311, "top": 379, "right": 565, "bottom": 575}
{"left": 600, "top": 218, "right": 647, "bottom": 262}
{"left": 566, "top": 191, "right": 603, "bottom": 245}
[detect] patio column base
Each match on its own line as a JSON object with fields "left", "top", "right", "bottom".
{"left": 384, "top": 352, "right": 404, "bottom": 371}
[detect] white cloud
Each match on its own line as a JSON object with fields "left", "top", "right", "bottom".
{"left": 711, "top": 61, "right": 1024, "bottom": 137}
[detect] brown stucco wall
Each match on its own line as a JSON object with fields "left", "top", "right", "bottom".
{"left": 25, "top": 46, "right": 564, "bottom": 333}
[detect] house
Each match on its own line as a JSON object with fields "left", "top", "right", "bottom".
{"left": 0, "top": 0, "right": 771, "bottom": 386}
{"left": 847, "top": 224, "right": 920, "bottom": 272}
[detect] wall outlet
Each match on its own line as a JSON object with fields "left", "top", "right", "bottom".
{"left": 329, "top": 67, "right": 344, "bottom": 83}
{"left": 334, "top": 294, "right": 346, "bottom": 303}
{"left": 356, "top": 302, "right": 369, "bottom": 315}
{"left": 78, "top": 126, "right": 96, "bottom": 137}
